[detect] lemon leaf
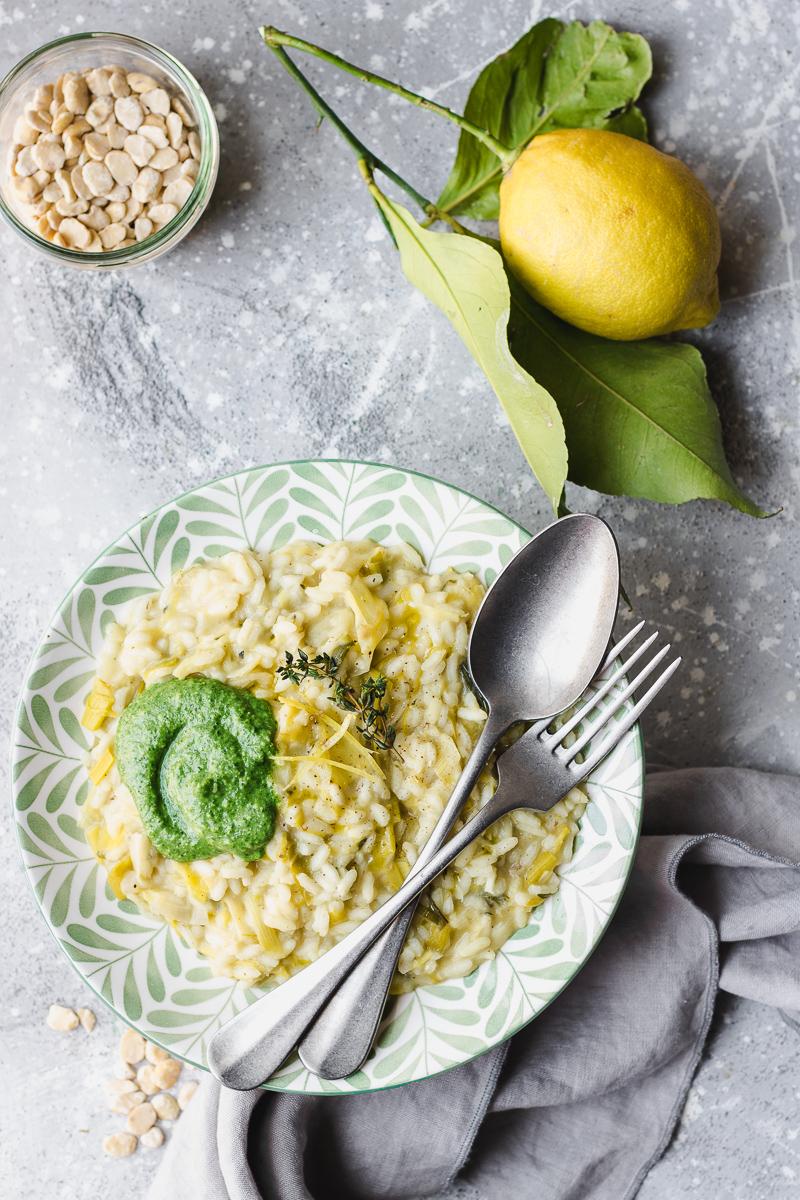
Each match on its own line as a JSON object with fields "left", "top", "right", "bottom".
{"left": 372, "top": 189, "right": 567, "bottom": 510}
{"left": 506, "top": 276, "right": 768, "bottom": 516}
{"left": 437, "top": 18, "right": 652, "bottom": 219}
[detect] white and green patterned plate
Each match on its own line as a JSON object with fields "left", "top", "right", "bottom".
{"left": 12, "top": 460, "right": 643, "bottom": 1094}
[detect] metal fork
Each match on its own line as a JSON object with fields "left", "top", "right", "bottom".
{"left": 208, "top": 625, "right": 680, "bottom": 1091}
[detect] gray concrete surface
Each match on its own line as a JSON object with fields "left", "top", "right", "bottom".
{"left": 1, "top": 0, "right": 798, "bottom": 1196}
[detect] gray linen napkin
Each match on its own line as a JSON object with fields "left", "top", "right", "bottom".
{"left": 149, "top": 767, "right": 800, "bottom": 1200}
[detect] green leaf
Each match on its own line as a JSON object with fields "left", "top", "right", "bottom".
{"left": 244, "top": 468, "right": 290, "bottom": 516}
{"left": 171, "top": 537, "right": 191, "bottom": 574}
{"left": 29, "top": 656, "right": 85, "bottom": 690}
{"left": 54, "top": 671, "right": 95, "bottom": 702}
{"left": 31, "top": 695, "right": 63, "bottom": 752}
{"left": 297, "top": 513, "right": 337, "bottom": 541}
{"left": 254, "top": 498, "right": 289, "bottom": 546}
{"left": 50, "top": 867, "right": 76, "bottom": 927}
{"left": 178, "top": 494, "right": 237, "bottom": 515}
{"left": 124, "top": 959, "right": 142, "bottom": 1020}
{"left": 27, "top": 812, "right": 74, "bottom": 857}
{"left": 147, "top": 942, "right": 166, "bottom": 1002}
{"left": 78, "top": 865, "right": 98, "bottom": 918}
{"left": 59, "top": 708, "right": 88, "bottom": 750}
{"left": 45, "top": 765, "right": 82, "bottom": 814}
{"left": 85, "top": 565, "right": 147, "bottom": 585}
{"left": 164, "top": 930, "right": 182, "bottom": 977}
{"left": 373, "top": 192, "right": 567, "bottom": 510}
{"left": 152, "top": 510, "right": 179, "bottom": 570}
{"left": 438, "top": 18, "right": 651, "bottom": 218}
{"left": 506, "top": 282, "right": 766, "bottom": 515}
{"left": 184, "top": 521, "right": 237, "bottom": 539}
{"left": 16, "top": 763, "right": 57, "bottom": 812}
{"left": 103, "top": 586, "right": 155, "bottom": 606}
{"left": 77, "top": 587, "right": 96, "bottom": 647}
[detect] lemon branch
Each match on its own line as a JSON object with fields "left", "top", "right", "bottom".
{"left": 263, "top": 37, "right": 467, "bottom": 232}
{"left": 261, "top": 26, "right": 516, "bottom": 170}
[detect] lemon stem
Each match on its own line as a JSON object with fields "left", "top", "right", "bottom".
{"left": 263, "top": 37, "right": 467, "bottom": 231}
{"left": 261, "top": 26, "right": 516, "bottom": 169}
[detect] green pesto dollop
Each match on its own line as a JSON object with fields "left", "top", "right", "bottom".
{"left": 115, "top": 677, "right": 278, "bottom": 862}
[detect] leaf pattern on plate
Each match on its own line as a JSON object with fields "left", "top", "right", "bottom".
{"left": 11, "top": 460, "right": 643, "bottom": 1095}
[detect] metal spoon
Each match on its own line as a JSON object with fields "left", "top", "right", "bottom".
{"left": 298, "top": 512, "right": 620, "bottom": 1079}
{"left": 208, "top": 512, "right": 619, "bottom": 1090}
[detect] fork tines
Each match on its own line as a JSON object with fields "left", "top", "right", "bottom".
{"left": 534, "top": 621, "right": 681, "bottom": 777}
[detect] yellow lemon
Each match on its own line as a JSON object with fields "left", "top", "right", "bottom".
{"left": 498, "top": 128, "right": 721, "bottom": 340}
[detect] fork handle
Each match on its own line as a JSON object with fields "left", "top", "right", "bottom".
{"left": 297, "top": 710, "right": 507, "bottom": 1079}
{"left": 207, "top": 779, "right": 512, "bottom": 1090}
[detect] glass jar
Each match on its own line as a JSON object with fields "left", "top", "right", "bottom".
{"left": 0, "top": 31, "right": 219, "bottom": 268}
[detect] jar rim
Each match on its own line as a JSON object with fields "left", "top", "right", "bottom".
{"left": 0, "top": 30, "right": 220, "bottom": 267}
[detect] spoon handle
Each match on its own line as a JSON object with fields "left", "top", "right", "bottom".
{"left": 297, "top": 709, "right": 507, "bottom": 1079}
{"left": 207, "top": 764, "right": 514, "bottom": 1091}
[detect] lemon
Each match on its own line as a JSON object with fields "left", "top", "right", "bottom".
{"left": 498, "top": 129, "right": 721, "bottom": 341}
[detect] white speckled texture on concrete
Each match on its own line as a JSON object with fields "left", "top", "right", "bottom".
{"left": 1, "top": 1, "right": 798, "bottom": 1197}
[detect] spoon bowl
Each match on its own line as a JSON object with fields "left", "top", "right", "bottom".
{"left": 468, "top": 512, "right": 620, "bottom": 722}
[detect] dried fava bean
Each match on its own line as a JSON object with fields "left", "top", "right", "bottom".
{"left": 148, "top": 202, "right": 178, "bottom": 227}
{"left": 151, "top": 1092, "right": 180, "bottom": 1120}
{"left": 86, "top": 68, "right": 111, "bottom": 96}
{"left": 63, "top": 74, "right": 89, "bottom": 114}
{"left": 132, "top": 166, "right": 160, "bottom": 202}
{"left": 84, "top": 132, "right": 110, "bottom": 160}
{"left": 172, "top": 96, "right": 195, "bottom": 126}
{"left": 138, "top": 124, "right": 168, "bottom": 148}
{"left": 144, "top": 1041, "right": 170, "bottom": 1064}
{"left": 70, "top": 164, "right": 92, "bottom": 199}
{"left": 59, "top": 216, "right": 91, "bottom": 247}
{"left": 126, "top": 1101, "right": 157, "bottom": 1135}
{"left": 42, "top": 181, "right": 63, "bottom": 202}
{"left": 64, "top": 117, "right": 91, "bottom": 138}
{"left": 32, "top": 139, "right": 66, "bottom": 172}
{"left": 34, "top": 83, "right": 54, "bottom": 108}
{"left": 140, "top": 1127, "right": 165, "bottom": 1149}
{"left": 149, "top": 146, "right": 178, "bottom": 171}
{"left": 103, "top": 1132, "right": 137, "bottom": 1158}
{"left": 100, "top": 222, "right": 127, "bottom": 249}
{"left": 63, "top": 134, "right": 83, "bottom": 161}
{"left": 163, "top": 177, "right": 194, "bottom": 207}
{"left": 109, "top": 70, "right": 130, "bottom": 98}
{"left": 80, "top": 205, "right": 110, "bottom": 231}
{"left": 120, "top": 1028, "right": 145, "bottom": 1063}
{"left": 125, "top": 197, "right": 143, "bottom": 222}
{"left": 105, "top": 1077, "right": 137, "bottom": 1100}
{"left": 127, "top": 72, "right": 158, "bottom": 93}
{"left": 13, "top": 176, "right": 41, "bottom": 201}
{"left": 46, "top": 1004, "right": 79, "bottom": 1031}
{"left": 114, "top": 95, "right": 144, "bottom": 132}
{"left": 143, "top": 87, "right": 170, "bottom": 116}
{"left": 178, "top": 1080, "right": 198, "bottom": 1109}
{"left": 134, "top": 216, "right": 153, "bottom": 241}
{"left": 105, "top": 121, "right": 127, "bottom": 150}
{"left": 188, "top": 130, "right": 201, "bottom": 159}
{"left": 110, "top": 1088, "right": 147, "bottom": 1115}
{"left": 106, "top": 183, "right": 131, "bottom": 203}
{"left": 124, "top": 134, "right": 154, "bottom": 167}
{"left": 136, "top": 1063, "right": 161, "bottom": 1095}
{"left": 154, "top": 1057, "right": 181, "bottom": 1089}
{"left": 15, "top": 145, "right": 38, "bottom": 176}
{"left": 51, "top": 109, "right": 72, "bottom": 135}
{"left": 83, "top": 160, "right": 114, "bottom": 196}
{"left": 106, "top": 200, "right": 127, "bottom": 222}
{"left": 166, "top": 111, "right": 183, "bottom": 147}
{"left": 77, "top": 1006, "right": 96, "bottom": 1032}
{"left": 105, "top": 149, "right": 138, "bottom": 186}
{"left": 85, "top": 96, "right": 114, "bottom": 128}
{"left": 13, "top": 115, "right": 38, "bottom": 145}
{"left": 27, "top": 108, "right": 52, "bottom": 134}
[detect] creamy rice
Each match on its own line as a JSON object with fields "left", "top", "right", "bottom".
{"left": 81, "top": 540, "right": 587, "bottom": 990}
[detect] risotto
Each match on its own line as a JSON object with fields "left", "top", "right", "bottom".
{"left": 80, "top": 539, "right": 587, "bottom": 990}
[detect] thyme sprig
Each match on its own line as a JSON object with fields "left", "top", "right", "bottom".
{"left": 277, "top": 645, "right": 397, "bottom": 754}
